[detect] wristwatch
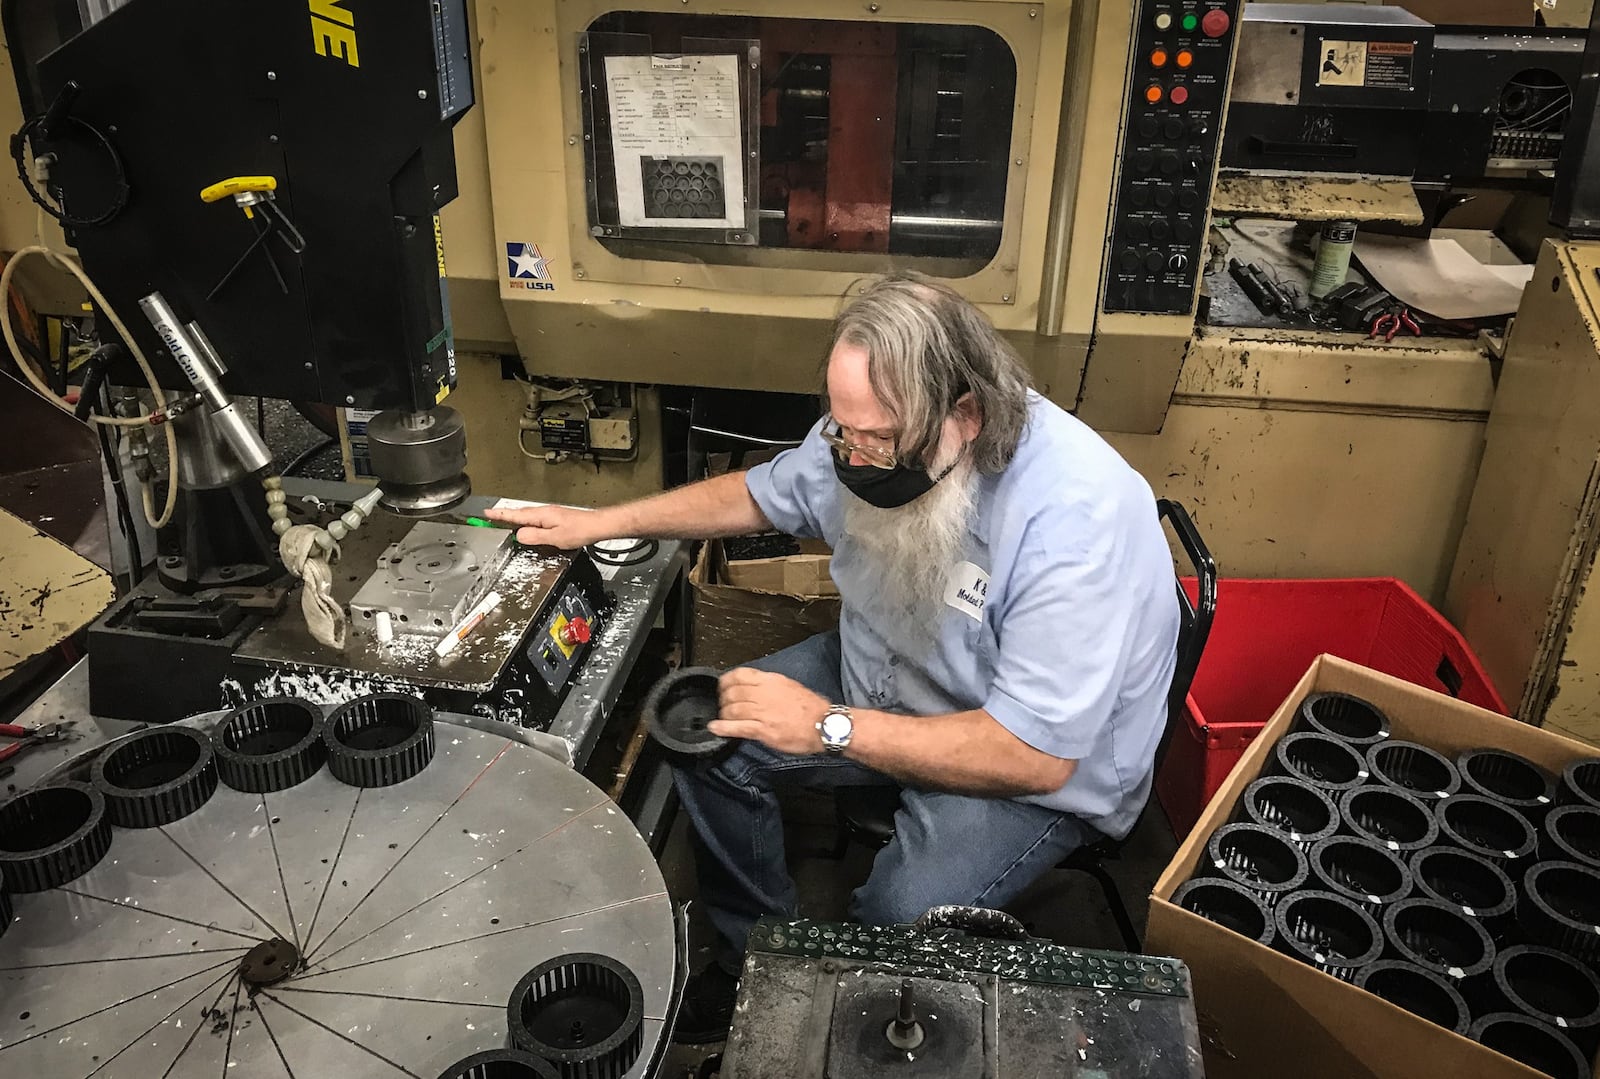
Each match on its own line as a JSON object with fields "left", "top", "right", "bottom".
{"left": 817, "top": 704, "right": 854, "bottom": 754}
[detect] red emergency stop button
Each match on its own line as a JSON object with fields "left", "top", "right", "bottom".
{"left": 1170, "top": 85, "right": 1190, "bottom": 105}
{"left": 1201, "top": 8, "right": 1230, "bottom": 37}
{"left": 561, "top": 618, "right": 592, "bottom": 646}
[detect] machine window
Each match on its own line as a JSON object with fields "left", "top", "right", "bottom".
{"left": 582, "top": 13, "right": 1017, "bottom": 276}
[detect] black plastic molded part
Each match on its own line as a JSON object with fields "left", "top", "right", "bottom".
{"left": 1207, "top": 823, "right": 1309, "bottom": 907}
{"left": 1469, "top": 1012, "right": 1589, "bottom": 1079}
{"left": 433, "top": 1049, "right": 561, "bottom": 1079}
{"left": 643, "top": 667, "right": 728, "bottom": 762}
{"left": 1298, "top": 692, "right": 1392, "bottom": 746}
{"left": 1308, "top": 835, "right": 1412, "bottom": 916}
{"left": 1409, "top": 846, "right": 1516, "bottom": 934}
{"left": 91, "top": 725, "right": 217, "bottom": 828}
{"left": 1356, "top": 960, "right": 1471, "bottom": 1035}
{"left": 1241, "top": 776, "right": 1338, "bottom": 850}
{"left": 1383, "top": 897, "right": 1496, "bottom": 982}
{"left": 1559, "top": 759, "right": 1600, "bottom": 810}
{"left": 507, "top": 952, "right": 645, "bottom": 1079}
{"left": 1171, "top": 877, "right": 1275, "bottom": 947}
{"left": 1522, "top": 860, "right": 1600, "bottom": 968}
{"left": 1489, "top": 945, "right": 1600, "bottom": 1051}
{"left": 323, "top": 693, "right": 435, "bottom": 789}
{"left": 1273, "top": 889, "right": 1383, "bottom": 982}
{"left": 0, "top": 782, "right": 112, "bottom": 892}
{"left": 1367, "top": 740, "right": 1462, "bottom": 802}
{"left": 1340, "top": 786, "right": 1439, "bottom": 854}
{"left": 1270, "top": 732, "right": 1369, "bottom": 801}
{"left": 213, "top": 697, "right": 327, "bottom": 793}
{"left": 1435, "top": 794, "right": 1538, "bottom": 868}
{"left": 1542, "top": 805, "right": 1600, "bottom": 869}
{"left": 1457, "top": 747, "right": 1556, "bottom": 818}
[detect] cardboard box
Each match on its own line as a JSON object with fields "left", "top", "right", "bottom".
{"left": 689, "top": 539, "right": 842, "bottom": 670}
{"left": 718, "top": 538, "right": 839, "bottom": 598}
{"left": 1147, "top": 655, "right": 1600, "bottom": 1079}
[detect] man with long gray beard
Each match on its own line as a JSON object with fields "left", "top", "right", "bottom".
{"left": 487, "top": 272, "right": 1180, "bottom": 1043}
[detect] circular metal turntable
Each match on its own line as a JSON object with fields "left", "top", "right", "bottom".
{"left": 0, "top": 709, "right": 676, "bottom": 1078}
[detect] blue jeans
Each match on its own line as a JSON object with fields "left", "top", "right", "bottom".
{"left": 671, "top": 631, "right": 1092, "bottom": 970}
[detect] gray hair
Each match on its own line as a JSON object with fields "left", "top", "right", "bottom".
{"left": 827, "top": 271, "right": 1033, "bottom": 473}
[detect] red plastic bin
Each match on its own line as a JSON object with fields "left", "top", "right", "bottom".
{"left": 1155, "top": 577, "right": 1507, "bottom": 839}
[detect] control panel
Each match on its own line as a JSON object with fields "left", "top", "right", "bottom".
{"left": 530, "top": 584, "right": 601, "bottom": 695}
{"left": 1104, "top": 0, "right": 1243, "bottom": 314}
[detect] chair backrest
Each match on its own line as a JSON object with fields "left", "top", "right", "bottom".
{"left": 686, "top": 390, "right": 818, "bottom": 477}
{"left": 1154, "top": 498, "right": 1217, "bottom": 770}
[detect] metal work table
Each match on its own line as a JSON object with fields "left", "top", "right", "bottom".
{"left": 4, "top": 479, "right": 688, "bottom": 797}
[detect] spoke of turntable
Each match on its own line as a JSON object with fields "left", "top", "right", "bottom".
{"left": 280, "top": 737, "right": 674, "bottom": 1076}
{"left": 159, "top": 783, "right": 308, "bottom": 945}
{"left": 296, "top": 734, "right": 524, "bottom": 963}
{"left": 0, "top": 817, "right": 272, "bottom": 1076}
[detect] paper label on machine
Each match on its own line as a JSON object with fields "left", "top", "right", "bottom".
{"left": 604, "top": 53, "right": 744, "bottom": 229}
{"left": 1318, "top": 39, "right": 1415, "bottom": 91}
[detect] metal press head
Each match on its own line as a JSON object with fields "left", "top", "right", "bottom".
{"left": 365, "top": 406, "right": 470, "bottom": 516}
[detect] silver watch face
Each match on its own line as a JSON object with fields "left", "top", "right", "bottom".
{"left": 820, "top": 711, "right": 852, "bottom": 745}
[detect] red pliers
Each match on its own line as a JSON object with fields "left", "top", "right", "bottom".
{"left": 0, "top": 723, "right": 65, "bottom": 765}
{"left": 1370, "top": 308, "right": 1421, "bottom": 342}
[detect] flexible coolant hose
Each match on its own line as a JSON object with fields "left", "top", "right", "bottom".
{"left": 1, "top": 244, "right": 179, "bottom": 528}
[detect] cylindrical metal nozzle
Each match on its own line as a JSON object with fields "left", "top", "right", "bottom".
{"left": 138, "top": 291, "right": 272, "bottom": 473}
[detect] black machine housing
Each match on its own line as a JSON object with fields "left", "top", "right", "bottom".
{"left": 27, "top": 0, "right": 472, "bottom": 412}
{"left": 1221, "top": 3, "right": 1584, "bottom": 184}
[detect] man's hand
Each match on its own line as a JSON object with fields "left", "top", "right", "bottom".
{"left": 711, "top": 668, "right": 830, "bottom": 756}
{"left": 482, "top": 504, "right": 611, "bottom": 550}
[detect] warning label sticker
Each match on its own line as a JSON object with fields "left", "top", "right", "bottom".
{"left": 1317, "top": 39, "right": 1416, "bottom": 91}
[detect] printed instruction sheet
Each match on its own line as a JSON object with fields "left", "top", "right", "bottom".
{"left": 604, "top": 53, "right": 744, "bottom": 229}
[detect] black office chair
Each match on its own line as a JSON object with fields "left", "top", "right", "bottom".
{"left": 684, "top": 388, "right": 819, "bottom": 481}
{"left": 831, "top": 498, "right": 1218, "bottom": 952}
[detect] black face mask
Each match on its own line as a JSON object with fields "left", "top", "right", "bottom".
{"left": 833, "top": 455, "right": 961, "bottom": 509}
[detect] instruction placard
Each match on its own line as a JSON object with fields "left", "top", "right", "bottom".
{"left": 604, "top": 53, "right": 744, "bottom": 229}
{"left": 1317, "top": 39, "right": 1416, "bottom": 91}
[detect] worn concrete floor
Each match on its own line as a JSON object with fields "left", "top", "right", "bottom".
{"left": 653, "top": 787, "right": 1182, "bottom": 1078}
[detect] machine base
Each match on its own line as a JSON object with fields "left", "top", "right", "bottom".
{"left": 86, "top": 578, "right": 276, "bottom": 723}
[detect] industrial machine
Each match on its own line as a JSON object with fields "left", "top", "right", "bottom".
{"left": 1222, "top": 4, "right": 1584, "bottom": 183}
{"left": 1, "top": 0, "right": 613, "bottom": 727}
{"left": 721, "top": 912, "right": 1203, "bottom": 1077}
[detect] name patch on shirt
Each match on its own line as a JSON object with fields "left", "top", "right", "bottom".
{"left": 944, "top": 561, "right": 990, "bottom": 622}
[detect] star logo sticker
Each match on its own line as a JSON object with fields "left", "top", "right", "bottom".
{"left": 507, "top": 241, "right": 551, "bottom": 280}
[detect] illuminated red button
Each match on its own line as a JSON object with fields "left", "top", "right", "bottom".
{"left": 1176, "top": 49, "right": 1194, "bottom": 68}
{"left": 1201, "top": 8, "right": 1230, "bottom": 37}
{"left": 1145, "top": 84, "right": 1164, "bottom": 103}
{"left": 1170, "top": 85, "right": 1190, "bottom": 105}
{"left": 560, "top": 617, "right": 592, "bottom": 646}
{"left": 1151, "top": 48, "right": 1169, "bottom": 67}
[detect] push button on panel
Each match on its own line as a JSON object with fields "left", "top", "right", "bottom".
{"left": 1170, "top": 85, "right": 1190, "bottom": 106}
{"left": 1202, "top": 8, "right": 1230, "bottom": 36}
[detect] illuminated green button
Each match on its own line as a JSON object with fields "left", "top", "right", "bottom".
{"left": 1181, "top": 12, "right": 1198, "bottom": 30}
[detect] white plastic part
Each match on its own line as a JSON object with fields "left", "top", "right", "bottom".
{"left": 374, "top": 610, "right": 395, "bottom": 644}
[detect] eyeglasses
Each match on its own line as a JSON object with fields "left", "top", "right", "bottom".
{"left": 820, "top": 419, "right": 898, "bottom": 470}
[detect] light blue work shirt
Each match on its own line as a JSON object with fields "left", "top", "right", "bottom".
{"left": 744, "top": 391, "right": 1180, "bottom": 839}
